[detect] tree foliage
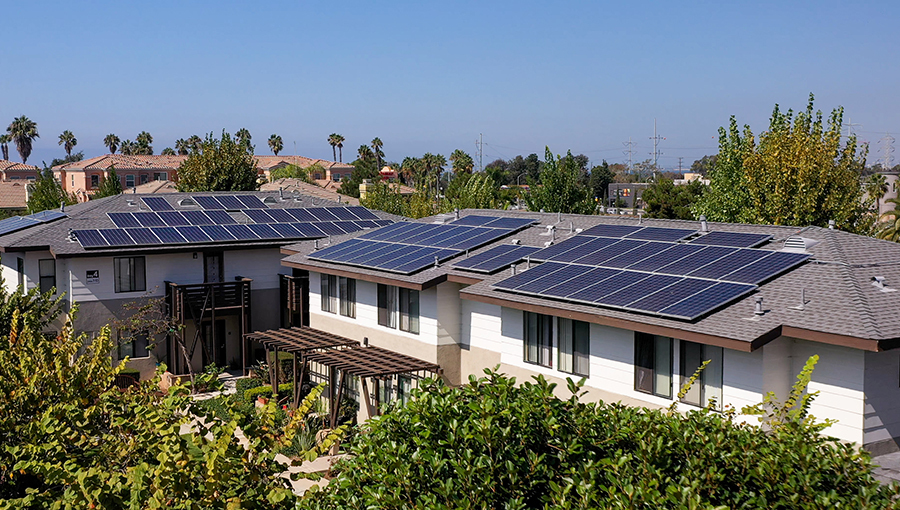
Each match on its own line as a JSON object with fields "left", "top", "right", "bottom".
{"left": 589, "top": 160, "right": 614, "bottom": 200}
{"left": 301, "top": 368, "right": 899, "bottom": 509}
{"left": 342, "top": 156, "right": 380, "bottom": 199}
{"left": 176, "top": 131, "right": 259, "bottom": 192}
{"left": 524, "top": 147, "right": 595, "bottom": 214}
{"left": 6, "top": 116, "right": 39, "bottom": 164}
{"left": 877, "top": 197, "right": 900, "bottom": 242}
{"left": 269, "top": 163, "right": 314, "bottom": 183}
{"left": 449, "top": 149, "right": 474, "bottom": 174}
{"left": 103, "top": 134, "right": 120, "bottom": 154}
{"left": 92, "top": 166, "right": 124, "bottom": 199}
{"left": 445, "top": 172, "right": 503, "bottom": 210}
{"left": 641, "top": 178, "right": 704, "bottom": 220}
{"left": 695, "top": 94, "right": 872, "bottom": 233}
{"left": 268, "top": 134, "right": 284, "bottom": 156}
{"left": 57, "top": 130, "right": 77, "bottom": 157}
{"left": 26, "top": 168, "right": 76, "bottom": 213}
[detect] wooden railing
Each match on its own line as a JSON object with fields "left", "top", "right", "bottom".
{"left": 165, "top": 278, "right": 252, "bottom": 323}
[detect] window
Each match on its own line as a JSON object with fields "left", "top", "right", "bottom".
{"left": 332, "top": 173, "right": 341, "bottom": 181}
{"left": 524, "top": 312, "right": 553, "bottom": 367}
{"left": 140, "top": 174, "right": 149, "bottom": 184}
{"left": 320, "top": 274, "right": 337, "bottom": 313}
{"left": 339, "top": 277, "right": 356, "bottom": 318}
{"left": 118, "top": 330, "right": 149, "bottom": 359}
{"left": 313, "top": 173, "right": 323, "bottom": 180}
{"left": 377, "top": 284, "right": 397, "bottom": 329}
{"left": 70, "top": 175, "right": 74, "bottom": 187}
{"left": 114, "top": 257, "right": 146, "bottom": 293}
{"left": 16, "top": 257, "right": 24, "bottom": 289}
{"left": 38, "top": 259, "right": 56, "bottom": 294}
{"left": 399, "top": 288, "right": 419, "bottom": 334}
{"left": 559, "top": 318, "right": 590, "bottom": 376}
{"left": 398, "top": 376, "right": 412, "bottom": 406}
{"left": 125, "top": 174, "right": 135, "bottom": 188}
{"left": 153, "top": 172, "right": 167, "bottom": 181}
{"left": 680, "top": 341, "right": 723, "bottom": 410}
{"left": 634, "top": 333, "right": 672, "bottom": 398}
{"left": 90, "top": 174, "right": 99, "bottom": 189}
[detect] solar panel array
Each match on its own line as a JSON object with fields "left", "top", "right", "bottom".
{"left": 309, "top": 217, "right": 536, "bottom": 275}
{"left": 453, "top": 245, "right": 540, "bottom": 273}
{"left": 142, "top": 195, "right": 269, "bottom": 211}
{"left": 73, "top": 205, "right": 390, "bottom": 249}
{"left": 493, "top": 224, "right": 808, "bottom": 321}
{"left": 0, "top": 210, "right": 67, "bottom": 236}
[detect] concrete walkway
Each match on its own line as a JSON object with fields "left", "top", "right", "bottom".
{"left": 872, "top": 451, "right": 900, "bottom": 485}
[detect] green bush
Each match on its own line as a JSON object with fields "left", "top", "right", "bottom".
{"left": 244, "top": 383, "right": 292, "bottom": 404}
{"left": 300, "top": 367, "right": 900, "bottom": 509}
{"left": 236, "top": 377, "right": 263, "bottom": 396}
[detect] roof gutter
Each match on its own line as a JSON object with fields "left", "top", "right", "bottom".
{"left": 282, "top": 260, "right": 446, "bottom": 291}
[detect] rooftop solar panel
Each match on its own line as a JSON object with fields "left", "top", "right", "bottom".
{"left": 453, "top": 245, "right": 540, "bottom": 273}
{"left": 627, "top": 278, "right": 716, "bottom": 313}
{"left": 601, "top": 241, "right": 671, "bottom": 268}
{"left": 100, "top": 229, "right": 135, "bottom": 247}
{"left": 200, "top": 225, "right": 234, "bottom": 241}
{"left": 686, "top": 249, "right": 772, "bottom": 280}
{"left": 270, "top": 223, "right": 301, "bottom": 238}
{"left": 342, "top": 241, "right": 404, "bottom": 265}
{"left": 529, "top": 236, "right": 594, "bottom": 261}
{"left": 28, "top": 210, "right": 67, "bottom": 222}
{"left": 246, "top": 223, "right": 280, "bottom": 240}
{"left": 580, "top": 224, "right": 643, "bottom": 238}
{"left": 538, "top": 267, "right": 621, "bottom": 298}
{"left": 625, "top": 227, "right": 696, "bottom": 242}
{"left": 224, "top": 224, "right": 259, "bottom": 241}
{"left": 492, "top": 262, "right": 569, "bottom": 290}
{"left": 74, "top": 229, "right": 109, "bottom": 248}
{"left": 450, "top": 215, "right": 495, "bottom": 226}
{"left": 308, "top": 208, "right": 340, "bottom": 221}
{"left": 596, "top": 274, "right": 681, "bottom": 307}
{"left": 453, "top": 244, "right": 519, "bottom": 269}
{"left": 141, "top": 197, "right": 175, "bottom": 211}
{"left": 314, "top": 222, "right": 346, "bottom": 236}
{"left": 391, "top": 248, "right": 460, "bottom": 274}
{"left": 265, "top": 209, "right": 295, "bottom": 223}
{"left": 236, "top": 195, "right": 267, "bottom": 209}
{"left": 482, "top": 217, "right": 536, "bottom": 229}
{"left": 244, "top": 209, "right": 275, "bottom": 223}
{"left": 332, "top": 221, "right": 361, "bottom": 234}
{"left": 182, "top": 210, "right": 213, "bottom": 225}
{"left": 571, "top": 239, "right": 645, "bottom": 266}
{"left": 326, "top": 207, "right": 358, "bottom": 221}
{"left": 625, "top": 243, "right": 705, "bottom": 272}
{"left": 364, "top": 244, "right": 417, "bottom": 267}
{"left": 353, "top": 219, "right": 380, "bottom": 229}
{"left": 132, "top": 212, "right": 166, "bottom": 228}
{"left": 654, "top": 246, "right": 737, "bottom": 276}
{"left": 216, "top": 195, "right": 245, "bottom": 210}
{"left": 514, "top": 264, "right": 592, "bottom": 294}
{"left": 290, "top": 222, "right": 325, "bottom": 238}
{"left": 176, "top": 226, "right": 211, "bottom": 243}
{"left": 127, "top": 228, "right": 160, "bottom": 245}
{"left": 718, "top": 251, "right": 810, "bottom": 284}
{"left": 109, "top": 213, "right": 141, "bottom": 228}
{"left": 286, "top": 208, "right": 318, "bottom": 222}
{"left": 689, "top": 231, "right": 773, "bottom": 248}
{"left": 549, "top": 237, "right": 619, "bottom": 263}
{"left": 346, "top": 206, "right": 379, "bottom": 220}
{"left": 0, "top": 211, "right": 66, "bottom": 237}
{"left": 204, "top": 210, "right": 238, "bottom": 225}
{"left": 157, "top": 211, "right": 191, "bottom": 227}
{"left": 150, "top": 227, "right": 186, "bottom": 244}
{"left": 565, "top": 270, "right": 649, "bottom": 303}
{"left": 194, "top": 196, "right": 225, "bottom": 210}
{"left": 657, "top": 281, "right": 756, "bottom": 319}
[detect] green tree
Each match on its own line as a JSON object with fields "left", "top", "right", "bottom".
{"left": 342, "top": 155, "right": 380, "bottom": 199}
{"left": 47, "top": 151, "right": 83, "bottom": 169}
{"left": 93, "top": 166, "right": 124, "bottom": 199}
{"left": 876, "top": 197, "right": 900, "bottom": 242}
{"left": 236, "top": 127, "right": 252, "bottom": 153}
{"left": 26, "top": 168, "right": 76, "bottom": 213}
{"left": 103, "top": 133, "right": 120, "bottom": 154}
{"left": 399, "top": 156, "right": 422, "bottom": 185}
{"left": 187, "top": 134, "right": 202, "bottom": 152}
{"left": 328, "top": 133, "right": 345, "bottom": 162}
{"left": 588, "top": 160, "right": 614, "bottom": 201}
{"left": 866, "top": 173, "right": 889, "bottom": 213}
{"left": 135, "top": 131, "right": 153, "bottom": 155}
{"left": 449, "top": 149, "right": 474, "bottom": 174}
{"left": 269, "top": 163, "right": 315, "bottom": 182}
{"left": 174, "top": 138, "right": 190, "bottom": 155}
{"left": 119, "top": 139, "right": 136, "bottom": 155}
{"left": 690, "top": 154, "right": 717, "bottom": 176}
{"left": 57, "top": 130, "right": 77, "bottom": 157}
{"left": 269, "top": 134, "right": 284, "bottom": 156}
{"left": 524, "top": 147, "right": 595, "bottom": 214}
{"left": 641, "top": 178, "right": 705, "bottom": 219}
{"left": 445, "top": 172, "right": 502, "bottom": 210}
{"left": 370, "top": 137, "right": 384, "bottom": 169}
{"left": 160, "top": 147, "right": 176, "bottom": 156}
{"left": 7, "top": 115, "right": 39, "bottom": 164}
{"left": 0, "top": 134, "right": 9, "bottom": 160}
{"left": 695, "top": 94, "right": 871, "bottom": 233}
{"left": 176, "top": 131, "right": 259, "bottom": 192}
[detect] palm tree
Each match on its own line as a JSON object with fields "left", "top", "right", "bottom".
{"left": 135, "top": 131, "right": 153, "bottom": 155}
{"left": 268, "top": 134, "right": 283, "bottom": 156}
{"left": 174, "top": 138, "right": 190, "bottom": 155}
{"left": 328, "top": 133, "right": 343, "bottom": 162}
{"left": 358, "top": 145, "right": 374, "bottom": 162}
{"left": 103, "top": 134, "right": 120, "bottom": 154}
{"left": 161, "top": 147, "right": 176, "bottom": 155}
{"left": 450, "top": 149, "right": 474, "bottom": 174}
{"left": 0, "top": 134, "right": 10, "bottom": 160}
{"left": 867, "top": 173, "right": 889, "bottom": 214}
{"left": 7, "top": 116, "right": 39, "bottom": 164}
{"left": 187, "top": 135, "right": 202, "bottom": 153}
{"left": 58, "top": 130, "right": 78, "bottom": 157}
{"left": 120, "top": 140, "right": 136, "bottom": 155}
{"left": 877, "top": 197, "right": 900, "bottom": 242}
{"left": 371, "top": 137, "right": 384, "bottom": 169}
{"left": 236, "top": 128, "right": 252, "bottom": 152}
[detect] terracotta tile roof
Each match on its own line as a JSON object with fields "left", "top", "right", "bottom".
{"left": 255, "top": 156, "right": 353, "bottom": 172}
{"left": 259, "top": 178, "right": 359, "bottom": 205}
{"left": 0, "top": 160, "right": 39, "bottom": 172}
{"left": 53, "top": 154, "right": 187, "bottom": 172}
{"left": 123, "top": 180, "right": 179, "bottom": 194}
{"left": 0, "top": 181, "right": 27, "bottom": 209}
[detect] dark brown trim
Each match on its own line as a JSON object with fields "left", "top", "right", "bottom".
{"left": 781, "top": 326, "right": 882, "bottom": 352}
{"left": 283, "top": 260, "right": 447, "bottom": 291}
{"left": 462, "top": 291, "right": 756, "bottom": 352}
{"left": 51, "top": 242, "right": 288, "bottom": 259}
{"left": 447, "top": 273, "right": 483, "bottom": 286}
{"left": 281, "top": 246, "right": 302, "bottom": 256}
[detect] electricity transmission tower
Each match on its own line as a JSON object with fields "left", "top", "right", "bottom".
{"left": 623, "top": 137, "right": 635, "bottom": 172}
{"left": 880, "top": 133, "right": 895, "bottom": 170}
{"left": 474, "top": 134, "right": 483, "bottom": 172}
{"left": 649, "top": 119, "right": 665, "bottom": 176}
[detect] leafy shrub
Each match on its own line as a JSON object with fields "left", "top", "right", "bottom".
{"left": 244, "top": 383, "right": 292, "bottom": 404}
{"left": 236, "top": 376, "right": 263, "bottom": 396}
{"left": 300, "top": 368, "right": 900, "bottom": 509}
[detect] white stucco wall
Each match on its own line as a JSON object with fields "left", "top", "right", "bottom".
{"left": 865, "top": 349, "right": 900, "bottom": 451}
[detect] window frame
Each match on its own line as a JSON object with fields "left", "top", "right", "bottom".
{"left": 558, "top": 318, "right": 590, "bottom": 377}
{"left": 153, "top": 172, "right": 167, "bottom": 181}
{"left": 90, "top": 174, "right": 100, "bottom": 189}
{"left": 113, "top": 256, "right": 147, "bottom": 293}
{"left": 634, "top": 333, "right": 673, "bottom": 399}
{"left": 679, "top": 340, "right": 723, "bottom": 410}
{"left": 523, "top": 311, "right": 553, "bottom": 367}
{"left": 118, "top": 329, "right": 150, "bottom": 359}
{"left": 38, "top": 259, "right": 56, "bottom": 294}
{"left": 399, "top": 288, "right": 419, "bottom": 334}
{"left": 125, "top": 174, "right": 135, "bottom": 188}
{"left": 377, "top": 283, "right": 397, "bottom": 329}
{"left": 339, "top": 276, "right": 356, "bottom": 318}
{"left": 16, "top": 257, "right": 24, "bottom": 290}
{"left": 320, "top": 274, "right": 337, "bottom": 313}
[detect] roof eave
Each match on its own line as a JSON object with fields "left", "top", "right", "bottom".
{"left": 282, "top": 260, "right": 445, "bottom": 291}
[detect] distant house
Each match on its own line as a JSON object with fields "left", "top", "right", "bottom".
{"left": 0, "top": 160, "right": 40, "bottom": 181}
{"left": 253, "top": 156, "right": 355, "bottom": 185}
{"left": 123, "top": 180, "right": 179, "bottom": 194}
{"left": 0, "top": 181, "right": 28, "bottom": 212}
{"left": 260, "top": 178, "right": 359, "bottom": 205}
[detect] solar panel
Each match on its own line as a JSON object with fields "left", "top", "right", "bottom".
{"left": 141, "top": 197, "right": 175, "bottom": 211}
{"left": 132, "top": 212, "right": 167, "bottom": 228}
{"left": 0, "top": 211, "right": 67, "bottom": 237}
{"left": 100, "top": 229, "right": 135, "bottom": 247}
{"left": 571, "top": 239, "right": 646, "bottom": 266}
{"left": 332, "top": 221, "right": 361, "bottom": 234}
{"left": 353, "top": 219, "right": 380, "bottom": 229}
{"left": 127, "top": 228, "right": 160, "bottom": 245}
{"left": 28, "top": 210, "right": 67, "bottom": 222}
{"left": 150, "top": 227, "right": 186, "bottom": 244}
{"left": 453, "top": 245, "right": 518, "bottom": 268}
{"left": 414, "top": 225, "right": 470, "bottom": 246}
{"left": 265, "top": 209, "right": 294, "bottom": 223}
{"left": 270, "top": 223, "right": 301, "bottom": 238}
{"left": 482, "top": 217, "right": 536, "bottom": 230}
{"left": 109, "top": 213, "right": 141, "bottom": 228}
{"left": 580, "top": 224, "right": 643, "bottom": 238}
{"left": 529, "top": 236, "right": 593, "bottom": 261}
{"left": 625, "top": 227, "right": 696, "bottom": 242}
{"left": 158, "top": 211, "right": 191, "bottom": 226}
{"left": 625, "top": 243, "right": 705, "bottom": 272}
{"left": 601, "top": 241, "right": 671, "bottom": 268}
{"left": 182, "top": 210, "right": 213, "bottom": 225}
{"left": 686, "top": 249, "right": 772, "bottom": 280}
{"left": 549, "top": 237, "right": 619, "bottom": 263}
{"left": 321, "top": 239, "right": 377, "bottom": 262}
{"left": 292, "top": 223, "right": 326, "bottom": 238}
{"left": 493, "top": 262, "right": 569, "bottom": 290}
{"left": 326, "top": 207, "right": 358, "bottom": 221}
{"left": 247, "top": 223, "right": 280, "bottom": 240}
{"left": 453, "top": 245, "right": 540, "bottom": 273}
{"left": 194, "top": 196, "right": 225, "bottom": 209}
{"left": 343, "top": 241, "right": 405, "bottom": 265}
{"left": 689, "top": 231, "right": 772, "bottom": 248}
{"left": 346, "top": 206, "right": 379, "bottom": 220}
{"left": 450, "top": 215, "right": 495, "bottom": 226}
{"left": 201, "top": 225, "right": 235, "bottom": 241}
{"left": 364, "top": 244, "right": 417, "bottom": 267}
{"left": 176, "top": 226, "right": 211, "bottom": 243}
{"left": 245, "top": 209, "right": 275, "bottom": 223}
{"left": 718, "top": 251, "right": 810, "bottom": 284}
{"left": 596, "top": 274, "right": 680, "bottom": 307}
{"left": 627, "top": 278, "right": 717, "bottom": 313}
{"left": 236, "top": 195, "right": 267, "bottom": 209}
{"left": 539, "top": 267, "right": 621, "bottom": 298}
{"left": 204, "top": 210, "right": 238, "bottom": 225}
{"left": 566, "top": 271, "right": 648, "bottom": 303}
{"left": 315, "top": 222, "right": 346, "bottom": 236}
{"left": 657, "top": 281, "right": 756, "bottom": 319}
{"left": 308, "top": 208, "right": 340, "bottom": 221}
{"left": 74, "top": 229, "right": 108, "bottom": 247}
{"left": 449, "top": 229, "right": 513, "bottom": 251}
{"left": 216, "top": 195, "right": 245, "bottom": 210}
{"left": 391, "top": 248, "right": 459, "bottom": 273}
{"left": 654, "top": 246, "right": 737, "bottom": 276}
{"left": 224, "top": 224, "right": 259, "bottom": 240}
{"left": 286, "top": 208, "right": 318, "bottom": 222}
{"left": 515, "top": 264, "right": 593, "bottom": 294}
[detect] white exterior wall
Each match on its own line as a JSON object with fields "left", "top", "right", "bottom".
{"left": 865, "top": 349, "right": 900, "bottom": 452}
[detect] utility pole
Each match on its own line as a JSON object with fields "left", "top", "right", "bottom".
{"left": 649, "top": 118, "right": 665, "bottom": 172}
{"left": 881, "top": 133, "right": 896, "bottom": 170}
{"left": 676, "top": 157, "right": 684, "bottom": 173}
{"left": 622, "top": 137, "right": 635, "bottom": 172}
{"left": 843, "top": 118, "right": 862, "bottom": 139}
{"left": 475, "top": 134, "right": 483, "bottom": 172}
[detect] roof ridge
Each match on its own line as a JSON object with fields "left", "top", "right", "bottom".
{"left": 825, "top": 228, "right": 881, "bottom": 338}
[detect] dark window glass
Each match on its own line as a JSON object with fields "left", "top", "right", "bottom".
{"left": 680, "top": 340, "right": 723, "bottom": 410}
{"left": 634, "top": 333, "right": 672, "bottom": 398}
{"left": 377, "top": 284, "right": 396, "bottom": 328}
{"left": 399, "top": 288, "right": 419, "bottom": 334}
{"left": 524, "top": 312, "right": 552, "bottom": 367}
{"left": 114, "top": 257, "right": 146, "bottom": 293}
{"left": 559, "top": 318, "right": 590, "bottom": 376}
{"left": 339, "top": 277, "right": 356, "bottom": 318}
{"left": 320, "top": 274, "right": 337, "bottom": 313}
{"left": 38, "top": 259, "right": 56, "bottom": 294}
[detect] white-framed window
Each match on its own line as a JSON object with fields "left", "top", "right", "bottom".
{"left": 558, "top": 318, "right": 590, "bottom": 377}
{"left": 680, "top": 340, "right": 723, "bottom": 410}
{"left": 634, "top": 333, "right": 673, "bottom": 399}
{"left": 376, "top": 284, "right": 419, "bottom": 334}
{"left": 16, "top": 257, "right": 24, "bottom": 289}
{"left": 114, "top": 256, "right": 146, "bottom": 293}
{"left": 339, "top": 277, "right": 356, "bottom": 318}
{"left": 399, "top": 288, "right": 419, "bottom": 334}
{"left": 125, "top": 174, "right": 135, "bottom": 188}
{"left": 118, "top": 330, "right": 150, "bottom": 359}
{"left": 153, "top": 172, "right": 167, "bottom": 181}
{"left": 38, "top": 259, "right": 55, "bottom": 294}
{"left": 524, "top": 311, "right": 552, "bottom": 367}
{"left": 321, "top": 274, "right": 337, "bottom": 313}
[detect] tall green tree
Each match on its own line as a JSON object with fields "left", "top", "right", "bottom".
{"left": 160, "top": 147, "right": 176, "bottom": 156}
{"left": 328, "top": 133, "right": 345, "bottom": 162}
{"left": 7, "top": 116, "right": 39, "bottom": 164}
{"left": 589, "top": 160, "right": 614, "bottom": 201}
{"left": 103, "top": 133, "right": 120, "bottom": 154}
{"left": 57, "top": 130, "right": 77, "bottom": 157}
{"left": 187, "top": 134, "right": 202, "bottom": 152}
{"left": 0, "top": 134, "right": 10, "bottom": 160}
{"left": 641, "top": 178, "right": 705, "bottom": 220}
{"left": 236, "top": 127, "right": 252, "bottom": 153}
{"left": 174, "top": 138, "right": 189, "bottom": 155}
{"left": 876, "top": 197, "right": 900, "bottom": 242}
{"left": 134, "top": 131, "right": 153, "bottom": 155}
{"left": 26, "top": 168, "right": 76, "bottom": 213}
{"left": 93, "top": 166, "right": 124, "bottom": 199}
{"left": 524, "top": 147, "right": 595, "bottom": 214}
{"left": 370, "top": 137, "right": 384, "bottom": 169}
{"left": 268, "top": 134, "right": 284, "bottom": 155}
{"left": 690, "top": 154, "right": 717, "bottom": 175}
{"left": 119, "top": 139, "right": 135, "bottom": 155}
{"left": 866, "top": 173, "right": 889, "bottom": 213}
{"left": 695, "top": 94, "right": 871, "bottom": 233}
{"left": 449, "top": 149, "right": 474, "bottom": 175}
{"left": 343, "top": 154, "right": 381, "bottom": 199}
{"left": 445, "top": 172, "right": 501, "bottom": 210}
{"left": 176, "top": 131, "right": 259, "bottom": 192}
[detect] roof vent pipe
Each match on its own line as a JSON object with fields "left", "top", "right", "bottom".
{"left": 511, "top": 264, "right": 517, "bottom": 276}
{"left": 569, "top": 221, "right": 574, "bottom": 234}
{"left": 699, "top": 215, "right": 708, "bottom": 232}
{"left": 525, "top": 256, "right": 531, "bottom": 269}
{"left": 828, "top": 219, "right": 835, "bottom": 230}
{"left": 279, "top": 187, "right": 284, "bottom": 200}
{"left": 60, "top": 201, "right": 65, "bottom": 212}
{"left": 363, "top": 337, "right": 369, "bottom": 346}
{"left": 557, "top": 211, "right": 561, "bottom": 223}
{"left": 455, "top": 208, "right": 460, "bottom": 220}
{"left": 434, "top": 255, "right": 439, "bottom": 268}
{"left": 873, "top": 276, "right": 886, "bottom": 289}
{"left": 314, "top": 239, "right": 319, "bottom": 250}
{"left": 638, "top": 213, "right": 643, "bottom": 224}
{"left": 754, "top": 297, "right": 764, "bottom": 316}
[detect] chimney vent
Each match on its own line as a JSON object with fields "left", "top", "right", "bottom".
{"left": 699, "top": 215, "right": 708, "bottom": 232}
{"left": 511, "top": 264, "right": 517, "bottom": 276}
{"left": 754, "top": 297, "right": 765, "bottom": 316}
{"left": 279, "top": 187, "right": 284, "bottom": 200}
{"left": 828, "top": 219, "right": 836, "bottom": 230}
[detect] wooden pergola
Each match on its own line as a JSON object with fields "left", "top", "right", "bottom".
{"left": 244, "top": 328, "right": 441, "bottom": 425}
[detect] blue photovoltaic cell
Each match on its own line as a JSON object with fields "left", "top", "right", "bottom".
{"left": 449, "top": 229, "right": 508, "bottom": 250}
{"left": 655, "top": 246, "right": 737, "bottom": 276}
{"left": 236, "top": 195, "right": 267, "bottom": 209}
{"left": 333, "top": 221, "right": 361, "bottom": 234}
{"left": 566, "top": 271, "right": 649, "bottom": 303}
{"left": 493, "top": 262, "right": 569, "bottom": 290}
{"left": 141, "top": 196, "right": 175, "bottom": 211}
{"left": 109, "top": 213, "right": 141, "bottom": 228}
{"left": 450, "top": 215, "right": 495, "bottom": 226}
{"left": 245, "top": 209, "right": 275, "bottom": 223}
{"left": 327, "top": 207, "right": 358, "bottom": 221}
{"left": 580, "top": 224, "right": 643, "bottom": 238}
{"left": 689, "top": 231, "right": 772, "bottom": 248}
{"left": 391, "top": 248, "right": 460, "bottom": 273}
{"left": 127, "top": 228, "right": 160, "bottom": 245}
{"left": 571, "top": 239, "right": 645, "bottom": 266}
{"left": 158, "top": 211, "right": 191, "bottom": 226}
{"left": 308, "top": 208, "right": 340, "bottom": 221}
{"left": 132, "top": 212, "right": 166, "bottom": 227}
{"left": 529, "top": 236, "right": 594, "bottom": 261}
{"left": 307, "top": 238, "right": 366, "bottom": 260}
{"left": 514, "top": 264, "right": 588, "bottom": 294}
{"left": 374, "top": 219, "right": 393, "bottom": 226}
{"left": 28, "top": 210, "right": 66, "bottom": 222}
{"left": 375, "top": 246, "right": 435, "bottom": 270}
{"left": 150, "top": 227, "right": 186, "bottom": 244}
{"left": 200, "top": 225, "right": 234, "bottom": 241}
{"left": 182, "top": 210, "right": 213, "bottom": 225}
{"left": 719, "top": 251, "right": 810, "bottom": 284}
{"left": 358, "top": 222, "right": 412, "bottom": 241}
{"left": 550, "top": 237, "right": 619, "bottom": 263}
{"left": 686, "top": 249, "right": 772, "bottom": 280}
{"left": 353, "top": 219, "right": 380, "bottom": 229}
{"left": 194, "top": 196, "right": 224, "bottom": 209}
{"left": 625, "top": 227, "right": 696, "bottom": 242}
{"left": 540, "top": 267, "right": 621, "bottom": 298}
{"left": 601, "top": 241, "right": 670, "bottom": 268}
{"left": 292, "top": 223, "right": 325, "bottom": 238}
{"left": 286, "top": 208, "right": 318, "bottom": 222}
{"left": 216, "top": 195, "right": 245, "bottom": 210}
{"left": 265, "top": 209, "right": 294, "bottom": 223}
{"left": 365, "top": 244, "right": 416, "bottom": 267}
{"left": 482, "top": 217, "right": 535, "bottom": 229}
{"left": 342, "top": 242, "right": 400, "bottom": 264}
{"left": 315, "top": 222, "right": 346, "bottom": 236}
{"left": 394, "top": 224, "right": 443, "bottom": 244}
{"left": 346, "top": 206, "right": 379, "bottom": 220}
{"left": 247, "top": 223, "right": 280, "bottom": 240}
{"left": 453, "top": 245, "right": 519, "bottom": 269}
{"left": 456, "top": 245, "right": 540, "bottom": 273}
{"left": 176, "top": 226, "right": 211, "bottom": 243}
{"left": 597, "top": 274, "right": 680, "bottom": 307}
{"left": 100, "top": 229, "right": 135, "bottom": 246}
{"left": 419, "top": 226, "right": 472, "bottom": 247}
{"left": 270, "top": 223, "right": 301, "bottom": 238}
{"left": 658, "top": 281, "right": 756, "bottom": 319}
{"left": 75, "top": 230, "right": 109, "bottom": 247}
{"left": 0, "top": 211, "right": 66, "bottom": 237}
{"left": 625, "top": 243, "right": 705, "bottom": 272}
{"left": 204, "top": 210, "right": 237, "bottom": 225}
{"left": 626, "top": 278, "right": 716, "bottom": 313}
{"left": 224, "top": 224, "right": 259, "bottom": 240}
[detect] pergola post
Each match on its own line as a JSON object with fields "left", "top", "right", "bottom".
{"left": 330, "top": 370, "right": 346, "bottom": 429}
{"left": 360, "top": 378, "right": 376, "bottom": 420}
{"left": 270, "top": 346, "right": 279, "bottom": 398}
{"left": 291, "top": 352, "right": 299, "bottom": 409}
{"left": 294, "top": 357, "right": 308, "bottom": 410}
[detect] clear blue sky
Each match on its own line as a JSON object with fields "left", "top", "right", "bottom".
{"left": 3, "top": 0, "right": 898, "bottom": 170}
